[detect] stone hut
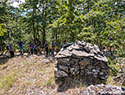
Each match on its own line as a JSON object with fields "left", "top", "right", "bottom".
{"left": 55, "top": 41, "right": 109, "bottom": 84}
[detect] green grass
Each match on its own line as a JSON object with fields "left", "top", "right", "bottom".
{"left": 109, "top": 63, "right": 122, "bottom": 76}
{"left": 0, "top": 71, "right": 17, "bottom": 90}
{"left": 106, "top": 62, "right": 125, "bottom": 87}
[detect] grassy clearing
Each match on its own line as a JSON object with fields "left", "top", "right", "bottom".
{"left": 0, "top": 71, "right": 16, "bottom": 90}
{"left": 0, "top": 56, "right": 124, "bottom": 95}
{"left": 0, "top": 56, "right": 57, "bottom": 95}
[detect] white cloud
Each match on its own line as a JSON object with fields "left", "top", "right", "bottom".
{"left": 12, "top": 2, "right": 19, "bottom": 7}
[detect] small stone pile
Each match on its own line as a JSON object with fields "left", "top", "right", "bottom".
{"left": 55, "top": 41, "right": 109, "bottom": 84}
{"left": 79, "top": 84, "right": 125, "bottom": 95}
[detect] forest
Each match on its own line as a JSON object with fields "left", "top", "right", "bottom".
{"left": 0, "top": 0, "right": 124, "bottom": 56}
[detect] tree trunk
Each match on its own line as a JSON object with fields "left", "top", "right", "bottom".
{"left": 42, "top": 0, "right": 48, "bottom": 46}
{"left": 36, "top": 22, "right": 40, "bottom": 38}
{"left": 42, "top": 26, "right": 46, "bottom": 46}
{"left": 32, "top": 0, "right": 38, "bottom": 41}
{"left": 71, "top": 30, "right": 75, "bottom": 42}
{"left": 87, "top": 0, "right": 90, "bottom": 12}
{"left": 32, "top": 18, "right": 36, "bottom": 41}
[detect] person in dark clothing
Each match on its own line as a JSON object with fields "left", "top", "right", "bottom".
{"left": 18, "top": 40, "right": 24, "bottom": 55}
{"left": 8, "top": 43, "right": 14, "bottom": 57}
{"left": 4, "top": 45, "right": 9, "bottom": 55}
{"left": 29, "top": 41, "right": 34, "bottom": 54}
{"left": 51, "top": 40, "right": 55, "bottom": 57}
{"left": 35, "top": 38, "right": 42, "bottom": 54}
{"left": 45, "top": 41, "right": 48, "bottom": 57}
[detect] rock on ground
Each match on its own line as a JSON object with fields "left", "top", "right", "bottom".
{"left": 55, "top": 41, "right": 109, "bottom": 84}
{"left": 79, "top": 84, "right": 125, "bottom": 95}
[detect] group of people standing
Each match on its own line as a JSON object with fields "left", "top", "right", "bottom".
{"left": 7, "top": 39, "right": 56, "bottom": 58}
{"left": 29, "top": 38, "right": 42, "bottom": 55}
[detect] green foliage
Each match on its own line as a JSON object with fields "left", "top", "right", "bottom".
{"left": 0, "top": 24, "right": 6, "bottom": 36}
{"left": 0, "top": 0, "right": 124, "bottom": 59}
{"left": 0, "top": 71, "right": 16, "bottom": 90}
{"left": 109, "top": 65, "right": 119, "bottom": 76}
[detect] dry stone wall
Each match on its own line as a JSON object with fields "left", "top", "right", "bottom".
{"left": 55, "top": 41, "right": 109, "bottom": 84}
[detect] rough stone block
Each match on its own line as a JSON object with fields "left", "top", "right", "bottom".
{"left": 55, "top": 41, "right": 109, "bottom": 84}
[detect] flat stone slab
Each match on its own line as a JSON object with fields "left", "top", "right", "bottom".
{"left": 56, "top": 41, "right": 108, "bottom": 62}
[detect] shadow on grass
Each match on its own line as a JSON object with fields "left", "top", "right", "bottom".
{"left": 0, "top": 53, "right": 28, "bottom": 65}
{"left": 56, "top": 75, "right": 106, "bottom": 92}
{"left": 0, "top": 56, "right": 10, "bottom": 65}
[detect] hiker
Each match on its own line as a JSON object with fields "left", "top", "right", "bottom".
{"left": 49, "top": 48, "right": 51, "bottom": 56}
{"left": 35, "top": 38, "right": 42, "bottom": 55}
{"left": 51, "top": 40, "right": 55, "bottom": 57}
{"left": 29, "top": 41, "right": 34, "bottom": 54}
{"left": 45, "top": 40, "right": 48, "bottom": 57}
{"left": 8, "top": 43, "right": 14, "bottom": 57}
{"left": 18, "top": 40, "right": 24, "bottom": 55}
